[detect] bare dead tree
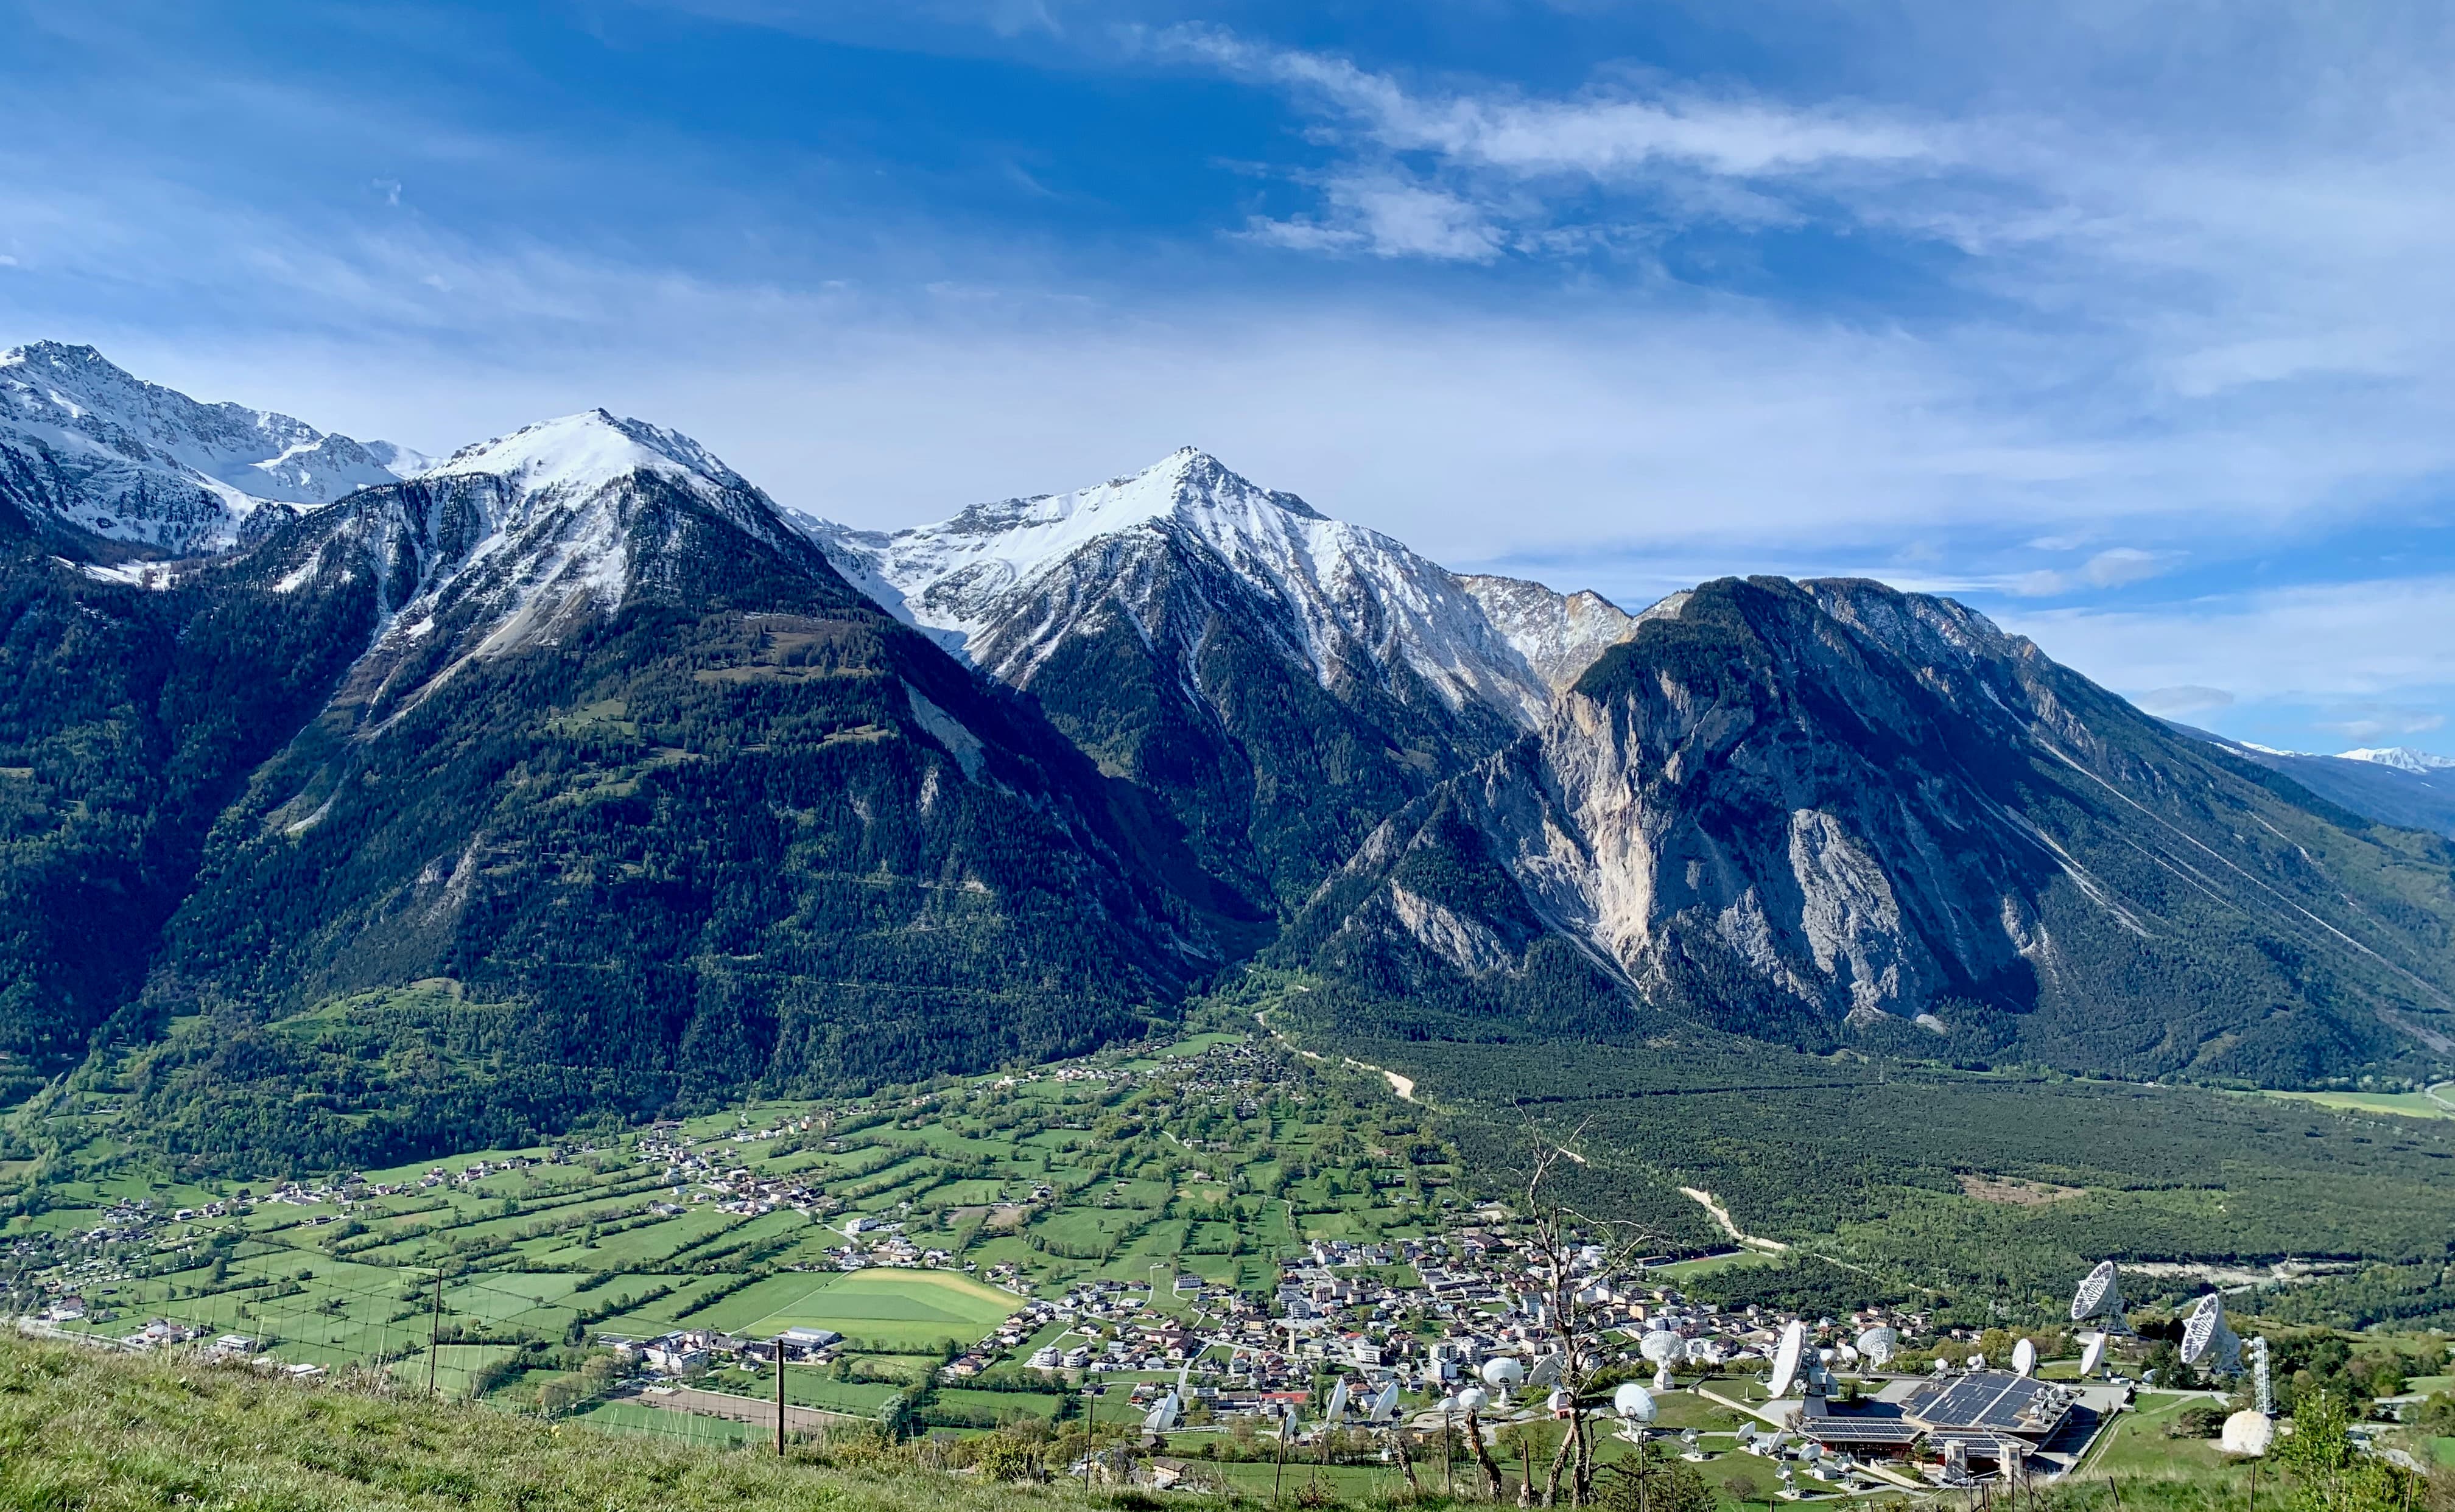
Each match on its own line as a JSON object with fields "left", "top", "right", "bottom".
{"left": 1465, "top": 1403, "right": 1508, "bottom": 1499}
{"left": 1511, "top": 1109, "right": 1668, "bottom": 1508}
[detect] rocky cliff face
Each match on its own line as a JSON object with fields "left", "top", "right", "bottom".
{"left": 1285, "top": 576, "right": 2455, "bottom": 1080}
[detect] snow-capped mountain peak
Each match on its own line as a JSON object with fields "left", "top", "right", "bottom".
{"left": 0, "top": 340, "right": 418, "bottom": 553}
{"left": 2337, "top": 746, "right": 2455, "bottom": 774}
{"left": 426, "top": 408, "right": 751, "bottom": 502}
{"left": 798, "top": 447, "right": 1642, "bottom": 731}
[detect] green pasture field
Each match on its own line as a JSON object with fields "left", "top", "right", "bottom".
{"left": 932, "top": 1386, "right": 1064, "bottom": 1421}
{"left": 2248, "top": 1087, "right": 2455, "bottom": 1120}
{"left": 2088, "top": 1391, "right": 2241, "bottom": 1479}
{"left": 1650, "top": 1251, "right": 1779, "bottom": 1281}
{"left": 698, "top": 1267, "right": 1019, "bottom": 1347}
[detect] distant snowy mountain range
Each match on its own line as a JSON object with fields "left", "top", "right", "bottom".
{"left": 0, "top": 341, "right": 427, "bottom": 554}
{"left": 2176, "top": 727, "right": 2455, "bottom": 838}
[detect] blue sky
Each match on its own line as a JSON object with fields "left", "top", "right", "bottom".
{"left": 7, "top": 1, "right": 2455, "bottom": 754}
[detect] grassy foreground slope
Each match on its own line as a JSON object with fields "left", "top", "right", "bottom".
{"left": 0, "top": 1334, "right": 1122, "bottom": 1512}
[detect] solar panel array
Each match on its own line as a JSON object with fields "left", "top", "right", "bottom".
{"left": 1900, "top": 1371, "right": 2073, "bottom": 1437}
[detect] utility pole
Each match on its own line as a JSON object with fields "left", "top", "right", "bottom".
{"left": 1276, "top": 1403, "right": 1291, "bottom": 1500}
{"left": 1443, "top": 1410, "right": 1455, "bottom": 1499}
{"left": 1084, "top": 1385, "right": 1099, "bottom": 1485}
{"left": 776, "top": 1335, "right": 787, "bottom": 1456}
{"left": 426, "top": 1272, "right": 443, "bottom": 1397}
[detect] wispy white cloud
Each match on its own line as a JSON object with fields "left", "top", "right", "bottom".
{"left": 1240, "top": 174, "right": 1504, "bottom": 262}
{"left": 1159, "top": 25, "right": 1947, "bottom": 180}
{"left": 2133, "top": 685, "right": 2235, "bottom": 719}
{"left": 1998, "top": 577, "right": 2455, "bottom": 720}
{"left": 2010, "top": 546, "right": 2169, "bottom": 598}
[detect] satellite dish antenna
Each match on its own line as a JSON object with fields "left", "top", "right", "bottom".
{"left": 1457, "top": 1386, "right": 1489, "bottom": 1413}
{"left": 1642, "top": 1332, "right": 1681, "bottom": 1365}
{"left": 1768, "top": 1320, "right": 1807, "bottom": 1399}
{"left": 2180, "top": 1294, "right": 2241, "bottom": 1373}
{"left": 1528, "top": 1353, "right": 1564, "bottom": 1389}
{"left": 2079, "top": 1332, "right": 2109, "bottom": 1378}
{"left": 1965, "top": 1353, "right": 1985, "bottom": 1371}
{"left": 2012, "top": 1339, "right": 2037, "bottom": 1378}
{"left": 1144, "top": 1391, "right": 1180, "bottom": 1433}
{"left": 1369, "top": 1381, "right": 1401, "bottom": 1423}
{"left": 2071, "top": 1262, "right": 2127, "bottom": 1333}
{"left": 1856, "top": 1328, "right": 1898, "bottom": 1368}
{"left": 1838, "top": 1343, "right": 1860, "bottom": 1365}
{"left": 1324, "top": 1378, "right": 1351, "bottom": 1424}
{"left": 1614, "top": 1383, "right": 1659, "bottom": 1423}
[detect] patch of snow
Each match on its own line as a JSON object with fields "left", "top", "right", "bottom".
{"left": 426, "top": 409, "right": 751, "bottom": 503}
{"left": 2337, "top": 747, "right": 2455, "bottom": 773}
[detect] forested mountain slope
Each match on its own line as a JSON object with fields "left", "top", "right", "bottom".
{"left": 108, "top": 413, "right": 1260, "bottom": 1160}
{"left": 799, "top": 448, "right": 1646, "bottom": 913}
{"left": 1277, "top": 576, "right": 2455, "bottom": 1084}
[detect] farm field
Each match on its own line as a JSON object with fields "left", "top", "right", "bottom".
{"left": 4, "top": 1027, "right": 1460, "bottom": 1413}
{"left": 2249, "top": 1087, "right": 2455, "bottom": 1121}
{"left": 698, "top": 1269, "right": 1018, "bottom": 1348}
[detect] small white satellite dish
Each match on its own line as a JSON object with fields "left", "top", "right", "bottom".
{"left": 1324, "top": 1378, "right": 1350, "bottom": 1424}
{"left": 1614, "top": 1383, "right": 1659, "bottom": 1423}
{"left": 1481, "top": 1357, "right": 1525, "bottom": 1388}
{"left": 1144, "top": 1391, "right": 1180, "bottom": 1433}
{"left": 1768, "top": 1320, "right": 1807, "bottom": 1399}
{"left": 1641, "top": 1331, "right": 1681, "bottom": 1365}
{"left": 1964, "top": 1353, "right": 1985, "bottom": 1371}
{"left": 1528, "top": 1352, "right": 1564, "bottom": 1389}
{"left": 1369, "top": 1381, "right": 1401, "bottom": 1422}
{"left": 2079, "top": 1332, "right": 2109, "bottom": 1377}
{"left": 1838, "top": 1343, "right": 1860, "bottom": 1365}
{"left": 1931, "top": 1357, "right": 1951, "bottom": 1377}
{"left": 1855, "top": 1327, "right": 1898, "bottom": 1368}
{"left": 2012, "top": 1339, "right": 2037, "bottom": 1377}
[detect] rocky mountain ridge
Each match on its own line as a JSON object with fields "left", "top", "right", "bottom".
{"left": 1277, "top": 576, "right": 2455, "bottom": 1082}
